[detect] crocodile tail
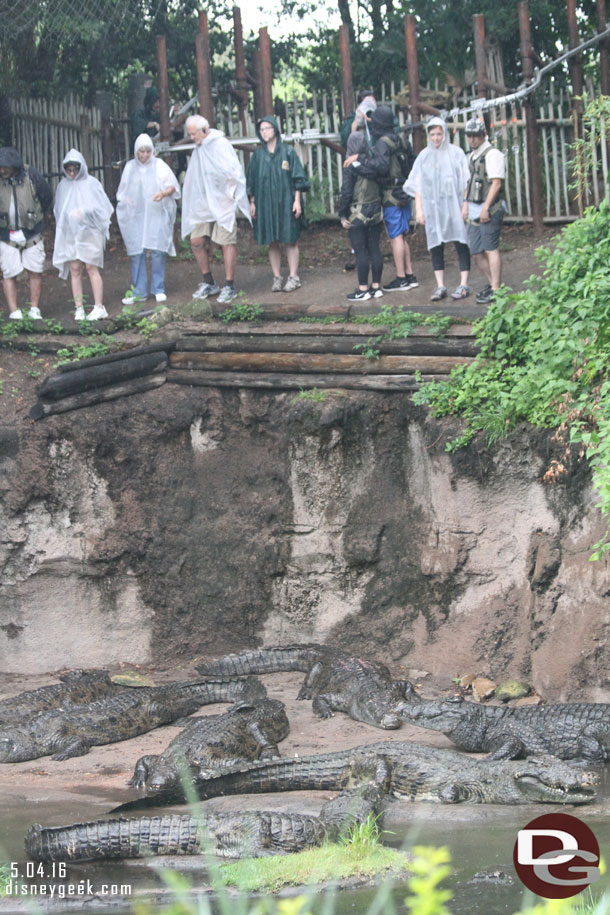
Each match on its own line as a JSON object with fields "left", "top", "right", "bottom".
{"left": 184, "top": 677, "right": 268, "bottom": 704}
{"left": 194, "top": 645, "right": 323, "bottom": 676}
{"left": 26, "top": 816, "right": 203, "bottom": 862}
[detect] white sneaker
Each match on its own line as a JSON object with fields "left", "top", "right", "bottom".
{"left": 74, "top": 306, "right": 86, "bottom": 321}
{"left": 9, "top": 309, "right": 23, "bottom": 320}
{"left": 122, "top": 294, "right": 144, "bottom": 306}
{"left": 155, "top": 293, "right": 167, "bottom": 303}
{"left": 283, "top": 275, "right": 301, "bottom": 292}
{"left": 28, "top": 306, "right": 43, "bottom": 319}
{"left": 87, "top": 304, "right": 109, "bottom": 321}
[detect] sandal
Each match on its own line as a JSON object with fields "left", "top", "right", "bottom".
{"left": 430, "top": 286, "right": 447, "bottom": 302}
{"left": 451, "top": 284, "right": 471, "bottom": 300}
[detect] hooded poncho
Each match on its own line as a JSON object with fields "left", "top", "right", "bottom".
{"left": 53, "top": 149, "right": 113, "bottom": 279}
{"left": 245, "top": 116, "right": 310, "bottom": 246}
{"left": 116, "top": 135, "right": 180, "bottom": 257}
{"left": 181, "top": 128, "right": 250, "bottom": 237}
{"left": 403, "top": 117, "right": 469, "bottom": 249}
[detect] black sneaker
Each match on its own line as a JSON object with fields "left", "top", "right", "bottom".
{"left": 404, "top": 274, "right": 419, "bottom": 289}
{"left": 382, "top": 276, "right": 410, "bottom": 292}
{"left": 369, "top": 286, "right": 384, "bottom": 298}
{"left": 347, "top": 288, "right": 371, "bottom": 301}
{"left": 344, "top": 260, "right": 356, "bottom": 271}
{"left": 476, "top": 286, "right": 495, "bottom": 304}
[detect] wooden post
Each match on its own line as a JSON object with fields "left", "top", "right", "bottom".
{"left": 196, "top": 11, "right": 215, "bottom": 126}
{"left": 233, "top": 7, "right": 249, "bottom": 137}
{"left": 597, "top": 0, "right": 610, "bottom": 96}
{"left": 251, "top": 48, "right": 262, "bottom": 123}
{"left": 156, "top": 35, "right": 171, "bottom": 145}
{"left": 258, "top": 27, "right": 273, "bottom": 117}
{"left": 338, "top": 24, "right": 354, "bottom": 120}
{"left": 518, "top": 1, "right": 544, "bottom": 233}
{"left": 79, "top": 114, "right": 91, "bottom": 167}
{"left": 566, "top": 0, "right": 584, "bottom": 101}
{"left": 404, "top": 15, "right": 423, "bottom": 153}
{"left": 473, "top": 14, "right": 491, "bottom": 135}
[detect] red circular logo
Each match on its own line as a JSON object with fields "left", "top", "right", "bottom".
{"left": 513, "top": 812, "right": 600, "bottom": 899}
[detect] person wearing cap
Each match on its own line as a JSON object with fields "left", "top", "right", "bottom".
{"left": 0, "top": 147, "right": 52, "bottom": 321}
{"left": 461, "top": 117, "right": 506, "bottom": 304}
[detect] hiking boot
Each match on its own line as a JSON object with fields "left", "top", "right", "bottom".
{"left": 217, "top": 284, "right": 237, "bottom": 304}
{"left": 404, "top": 274, "right": 419, "bottom": 289}
{"left": 451, "top": 284, "right": 471, "bottom": 300}
{"left": 430, "top": 286, "right": 447, "bottom": 301}
{"left": 87, "top": 304, "right": 109, "bottom": 321}
{"left": 28, "top": 306, "right": 42, "bottom": 319}
{"left": 382, "top": 276, "right": 411, "bottom": 292}
{"left": 271, "top": 275, "right": 283, "bottom": 292}
{"left": 74, "top": 306, "right": 85, "bottom": 321}
{"left": 283, "top": 275, "right": 301, "bottom": 292}
{"left": 369, "top": 286, "right": 384, "bottom": 298}
{"left": 347, "top": 288, "right": 371, "bottom": 301}
{"left": 8, "top": 309, "right": 23, "bottom": 320}
{"left": 476, "top": 284, "right": 494, "bottom": 304}
{"left": 192, "top": 281, "right": 220, "bottom": 300}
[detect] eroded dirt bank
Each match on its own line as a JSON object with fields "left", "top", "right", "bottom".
{"left": 1, "top": 378, "right": 608, "bottom": 699}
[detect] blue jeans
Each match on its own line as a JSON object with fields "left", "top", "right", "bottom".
{"left": 129, "top": 250, "right": 166, "bottom": 297}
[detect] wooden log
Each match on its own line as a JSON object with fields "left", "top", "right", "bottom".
{"left": 174, "top": 334, "right": 478, "bottom": 357}
{"left": 211, "top": 302, "right": 349, "bottom": 320}
{"left": 30, "top": 374, "right": 167, "bottom": 420}
{"left": 169, "top": 351, "right": 474, "bottom": 375}
{"left": 38, "top": 352, "right": 168, "bottom": 402}
{"left": 182, "top": 321, "right": 475, "bottom": 337}
{"left": 56, "top": 341, "right": 176, "bottom": 374}
{"left": 168, "top": 369, "right": 446, "bottom": 391}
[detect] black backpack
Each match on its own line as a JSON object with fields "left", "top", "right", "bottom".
{"left": 382, "top": 133, "right": 416, "bottom": 184}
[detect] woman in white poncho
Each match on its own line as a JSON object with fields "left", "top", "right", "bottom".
{"left": 53, "top": 149, "right": 113, "bottom": 321}
{"left": 116, "top": 134, "right": 181, "bottom": 306}
{"left": 404, "top": 117, "right": 471, "bottom": 302}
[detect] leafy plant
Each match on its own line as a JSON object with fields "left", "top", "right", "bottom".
{"left": 55, "top": 337, "right": 116, "bottom": 366}
{"left": 292, "top": 387, "right": 329, "bottom": 403}
{"left": 221, "top": 300, "right": 264, "bottom": 323}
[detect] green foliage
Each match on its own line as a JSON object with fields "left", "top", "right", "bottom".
{"left": 292, "top": 387, "right": 329, "bottom": 402}
{"left": 405, "top": 845, "right": 453, "bottom": 915}
{"left": 414, "top": 196, "right": 610, "bottom": 555}
{"left": 569, "top": 96, "right": 610, "bottom": 210}
{"left": 304, "top": 175, "right": 332, "bottom": 224}
{"left": 55, "top": 338, "right": 116, "bottom": 366}
{"left": 220, "top": 300, "right": 264, "bottom": 323}
{"left": 352, "top": 305, "right": 453, "bottom": 360}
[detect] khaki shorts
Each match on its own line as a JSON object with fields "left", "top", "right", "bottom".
{"left": 191, "top": 221, "right": 237, "bottom": 246}
{"left": 0, "top": 238, "right": 45, "bottom": 278}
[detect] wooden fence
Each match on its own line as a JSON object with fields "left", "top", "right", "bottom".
{"left": 8, "top": 81, "right": 610, "bottom": 219}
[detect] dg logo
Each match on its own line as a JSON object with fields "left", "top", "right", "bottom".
{"left": 513, "top": 812, "right": 601, "bottom": 899}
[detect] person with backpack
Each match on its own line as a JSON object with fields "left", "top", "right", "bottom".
{"left": 344, "top": 106, "right": 418, "bottom": 292}
{"left": 338, "top": 131, "right": 384, "bottom": 300}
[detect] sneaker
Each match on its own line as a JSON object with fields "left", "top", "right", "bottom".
{"left": 271, "top": 276, "right": 283, "bottom": 292}
{"left": 28, "top": 306, "right": 42, "bottom": 319}
{"left": 404, "top": 274, "right": 419, "bottom": 289}
{"left": 8, "top": 309, "right": 23, "bottom": 320}
{"left": 476, "top": 287, "right": 495, "bottom": 304}
{"left": 382, "top": 276, "right": 411, "bottom": 292}
{"left": 283, "top": 275, "right": 301, "bottom": 292}
{"left": 155, "top": 293, "right": 167, "bottom": 303}
{"left": 192, "top": 281, "right": 220, "bottom": 300}
{"left": 121, "top": 294, "right": 145, "bottom": 306}
{"left": 430, "top": 286, "right": 448, "bottom": 302}
{"left": 217, "top": 284, "right": 237, "bottom": 305}
{"left": 74, "top": 306, "right": 86, "bottom": 321}
{"left": 369, "top": 286, "right": 384, "bottom": 298}
{"left": 451, "top": 284, "right": 471, "bottom": 300}
{"left": 87, "top": 304, "right": 109, "bottom": 321}
{"left": 344, "top": 260, "right": 356, "bottom": 271}
{"left": 347, "top": 288, "right": 371, "bottom": 301}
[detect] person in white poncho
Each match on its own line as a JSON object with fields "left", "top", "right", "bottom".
{"left": 116, "top": 134, "right": 181, "bottom": 306}
{"left": 404, "top": 117, "right": 471, "bottom": 302}
{"left": 53, "top": 149, "right": 114, "bottom": 321}
{"left": 181, "top": 114, "right": 251, "bottom": 306}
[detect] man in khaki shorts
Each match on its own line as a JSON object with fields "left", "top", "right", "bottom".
{"left": 0, "top": 147, "right": 52, "bottom": 320}
{"left": 181, "top": 115, "right": 251, "bottom": 305}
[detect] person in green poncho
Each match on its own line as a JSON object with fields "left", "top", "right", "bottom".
{"left": 246, "top": 116, "right": 310, "bottom": 292}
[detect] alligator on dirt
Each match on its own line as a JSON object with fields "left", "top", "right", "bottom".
{"left": 114, "top": 740, "right": 597, "bottom": 813}
{"left": 195, "top": 644, "right": 414, "bottom": 729}
{"left": 128, "top": 698, "right": 290, "bottom": 794}
{"left": 0, "top": 670, "right": 120, "bottom": 727}
{"left": 0, "top": 677, "right": 266, "bottom": 763}
{"left": 27, "top": 783, "right": 385, "bottom": 862}
{"left": 398, "top": 695, "right": 610, "bottom": 761}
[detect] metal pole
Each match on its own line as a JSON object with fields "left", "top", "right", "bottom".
{"left": 338, "top": 23, "right": 354, "bottom": 120}
{"left": 196, "top": 11, "right": 215, "bottom": 126}
{"left": 258, "top": 27, "right": 273, "bottom": 116}
{"left": 404, "top": 15, "right": 423, "bottom": 153}
{"left": 597, "top": 0, "right": 610, "bottom": 95}
{"left": 518, "top": 1, "right": 544, "bottom": 233}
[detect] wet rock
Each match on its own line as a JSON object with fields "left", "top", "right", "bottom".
{"left": 495, "top": 680, "right": 531, "bottom": 702}
{"left": 514, "top": 693, "right": 543, "bottom": 707}
{"left": 471, "top": 677, "right": 497, "bottom": 702}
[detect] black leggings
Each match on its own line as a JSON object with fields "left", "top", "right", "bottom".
{"left": 349, "top": 223, "right": 383, "bottom": 286}
{"left": 430, "top": 241, "right": 470, "bottom": 273}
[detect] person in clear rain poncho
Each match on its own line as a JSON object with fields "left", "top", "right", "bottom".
{"left": 404, "top": 117, "right": 471, "bottom": 302}
{"left": 182, "top": 114, "right": 251, "bottom": 306}
{"left": 116, "top": 134, "right": 180, "bottom": 305}
{"left": 246, "top": 115, "right": 309, "bottom": 292}
{"left": 53, "top": 149, "right": 114, "bottom": 320}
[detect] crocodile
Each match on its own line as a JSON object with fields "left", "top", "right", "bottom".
{"left": 26, "top": 783, "right": 384, "bottom": 862}
{"left": 0, "top": 670, "right": 120, "bottom": 726}
{"left": 128, "top": 698, "right": 290, "bottom": 794}
{"left": 0, "top": 677, "right": 266, "bottom": 763}
{"left": 114, "top": 740, "right": 597, "bottom": 813}
{"left": 398, "top": 695, "right": 610, "bottom": 761}
{"left": 195, "top": 644, "right": 414, "bottom": 729}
